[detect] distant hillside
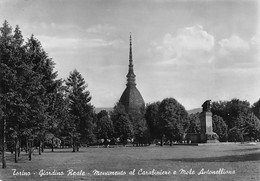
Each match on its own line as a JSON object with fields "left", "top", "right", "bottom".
{"left": 95, "top": 107, "right": 113, "bottom": 113}
{"left": 95, "top": 107, "right": 201, "bottom": 115}
{"left": 187, "top": 108, "right": 202, "bottom": 114}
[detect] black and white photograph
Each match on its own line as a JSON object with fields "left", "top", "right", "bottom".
{"left": 0, "top": 0, "right": 259, "bottom": 180}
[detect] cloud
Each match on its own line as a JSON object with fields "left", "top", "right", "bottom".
{"left": 36, "top": 35, "right": 124, "bottom": 52}
{"left": 20, "top": 22, "right": 86, "bottom": 38}
{"left": 218, "top": 34, "right": 250, "bottom": 54}
{"left": 251, "top": 35, "right": 260, "bottom": 59}
{"left": 174, "top": 25, "right": 215, "bottom": 51}
{"left": 22, "top": 22, "right": 117, "bottom": 38}
{"left": 20, "top": 22, "right": 120, "bottom": 51}
{"left": 0, "top": 0, "right": 9, "bottom": 5}
{"left": 251, "top": 35, "right": 260, "bottom": 51}
{"left": 251, "top": 35, "right": 260, "bottom": 45}
{"left": 41, "top": 22, "right": 81, "bottom": 31}
{"left": 86, "top": 24, "right": 116, "bottom": 34}
{"left": 213, "top": 34, "right": 259, "bottom": 69}
{"left": 150, "top": 26, "right": 258, "bottom": 72}
{"left": 154, "top": 25, "right": 215, "bottom": 66}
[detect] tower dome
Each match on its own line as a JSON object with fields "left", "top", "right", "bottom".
{"left": 119, "top": 35, "right": 145, "bottom": 115}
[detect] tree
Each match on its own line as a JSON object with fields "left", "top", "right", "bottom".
{"left": 25, "top": 35, "right": 60, "bottom": 156}
{"left": 211, "top": 99, "right": 251, "bottom": 129}
{"left": 65, "top": 69, "right": 95, "bottom": 151}
{"left": 96, "top": 110, "right": 114, "bottom": 144}
{"left": 228, "top": 127, "right": 240, "bottom": 142}
{"left": 252, "top": 99, "right": 260, "bottom": 120}
{"left": 133, "top": 118, "right": 150, "bottom": 146}
{"left": 0, "top": 21, "right": 31, "bottom": 166}
{"left": 55, "top": 90, "right": 76, "bottom": 149}
{"left": 211, "top": 101, "right": 227, "bottom": 121}
{"left": 186, "top": 113, "right": 201, "bottom": 134}
{"left": 0, "top": 20, "right": 15, "bottom": 168}
{"left": 243, "top": 113, "right": 260, "bottom": 140}
{"left": 212, "top": 115, "right": 228, "bottom": 142}
{"left": 111, "top": 102, "right": 133, "bottom": 145}
{"left": 158, "top": 98, "right": 188, "bottom": 146}
{"left": 9, "top": 25, "right": 29, "bottom": 162}
{"left": 211, "top": 99, "right": 258, "bottom": 142}
{"left": 0, "top": 20, "right": 66, "bottom": 165}
{"left": 145, "top": 102, "right": 161, "bottom": 140}
{"left": 46, "top": 81, "right": 67, "bottom": 152}
{"left": 228, "top": 112, "right": 260, "bottom": 142}
{"left": 114, "top": 114, "right": 133, "bottom": 145}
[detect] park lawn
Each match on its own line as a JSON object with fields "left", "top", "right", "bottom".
{"left": 0, "top": 143, "right": 259, "bottom": 181}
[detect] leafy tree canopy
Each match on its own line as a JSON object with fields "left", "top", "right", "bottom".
{"left": 158, "top": 97, "right": 188, "bottom": 142}
{"left": 252, "top": 99, "right": 260, "bottom": 120}
{"left": 212, "top": 115, "right": 228, "bottom": 142}
{"left": 96, "top": 110, "right": 114, "bottom": 140}
{"left": 186, "top": 113, "right": 201, "bottom": 134}
{"left": 145, "top": 101, "right": 161, "bottom": 139}
{"left": 110, "top": 102, "right": 133, "bottom": 144}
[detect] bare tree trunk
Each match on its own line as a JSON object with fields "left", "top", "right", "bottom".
{"left": 18, "top": 139, "right": 20, "bottom": 157}
{"left": 41, "top": 141, "right": 44, "bottom": 152}
{"left": 160, "top": 136, "right": 163, "bottom": 147}
{"left": 2, "top": 116, "right": 6, "bottom": 168}
{"left": 38, "top": 140, "right": 41, "bottom": 155}
{"left": 72, "top": 137, "right": 75, "bottom": 152}
{"left": 25, "top": 138, "right": 28, "bottom": 153}
{"left": 28, "top": 140, "right": 32, "bottom": 161}
{"left": 241, "top": 134, "right": 244, "bottom": 144}
{"left": 51, "top": 137, "right": 54, "bottom": 152}
{"left": 76, "top": 142, "right": 79, "bottom": 152}
{"left": 14, "top": 138, "right": 18, "bottom": 163}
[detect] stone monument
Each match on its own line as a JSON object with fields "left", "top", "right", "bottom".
{"left": 199, "top": 100, "right": 219, "bottom": 143}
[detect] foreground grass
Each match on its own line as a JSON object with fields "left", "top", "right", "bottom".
{"left": 0, "top": 143, "right": 259, "bottom": 181}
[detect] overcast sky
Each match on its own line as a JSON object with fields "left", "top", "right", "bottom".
{"left": 1, "top": 0, "right": 259, "bottom": 110}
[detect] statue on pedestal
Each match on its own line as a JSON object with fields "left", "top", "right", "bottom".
{"left": 202, "top": 100, "right": 211, "bottom": 112}
{"left": 200, "top": 100, "right": 219, "bottom": 143}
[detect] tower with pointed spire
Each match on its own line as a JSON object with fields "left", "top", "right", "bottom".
{"left": 119, "top": 34, "right": 145, "bottom": 115}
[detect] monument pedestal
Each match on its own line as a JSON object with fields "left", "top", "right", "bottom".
{"left": 200, "top": 112, "right": 219, "bottom": 143}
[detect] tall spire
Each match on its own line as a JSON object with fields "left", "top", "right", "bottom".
{"left": 129, "top": 33, "right": 133, "bottom": 66}
{"left": 126, "top": 33, "right": 136, "bottom": 86}
{"left": 119, "top": 33, "right": 145, "bottom": 115}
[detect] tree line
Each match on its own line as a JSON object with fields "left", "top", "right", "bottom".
{"left": 0, "top": 21, "right": 96, "bottom": 167}
{"left": 1, "top": 21, "right": 260, "bottom": 168}
{"left": 100, "top": 97, "right": 260, "bottom": 147}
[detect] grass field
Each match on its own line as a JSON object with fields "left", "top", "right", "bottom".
{"left": 0, "top": 143, "right": 259, "bottom": 181}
